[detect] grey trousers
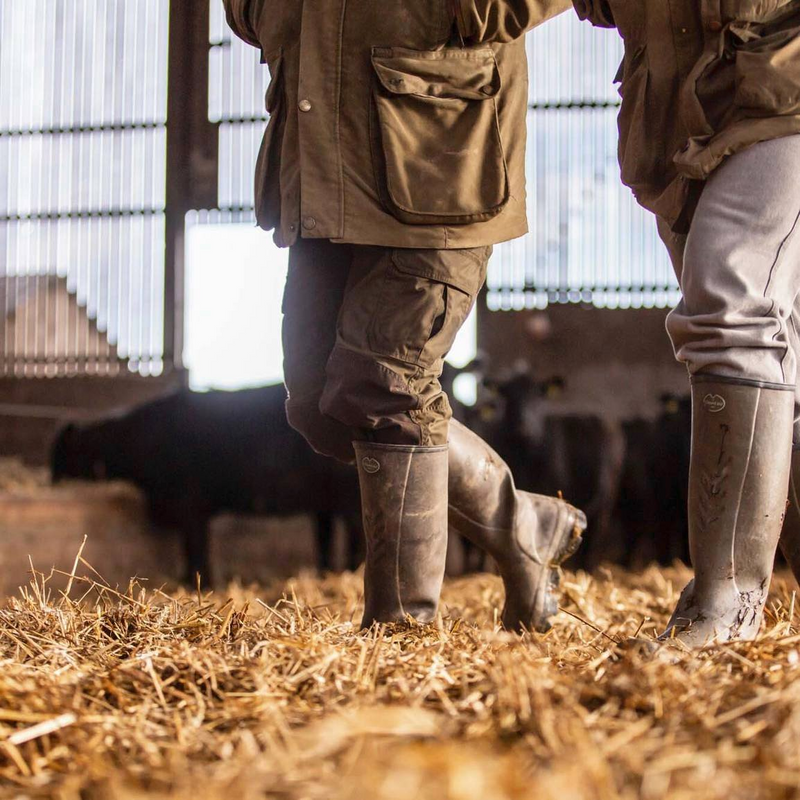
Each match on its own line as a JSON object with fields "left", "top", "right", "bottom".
{"left": 658, "top": 135, "right": 800, "bottom": 443}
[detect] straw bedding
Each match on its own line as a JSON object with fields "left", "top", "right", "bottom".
{"left": 1, "top": 559, "right": 799, "bottom": 800}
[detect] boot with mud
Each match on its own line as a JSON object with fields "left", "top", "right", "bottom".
{"left": 356, "top": 442, "right": 449, "bottom": 629}
{"left": 661, "top": 379, "right": 793, "bottom": 647}
{"left": 447, "top": 420, "right": 587, "bottom": 633}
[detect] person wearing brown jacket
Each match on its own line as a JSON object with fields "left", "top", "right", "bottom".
{"left": 575, "top": 0, "right": 800, "bottom": 646}
{"left": 223, "top": 0, "right": 586, "bottom": 632}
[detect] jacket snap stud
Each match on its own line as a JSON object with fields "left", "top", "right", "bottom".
{"left": 703, "top": 394, "right": 726, "bottom": 414}
{"left": 302, "top": 216, "right": 317, "bottom": 230}
{"left": 362, "top": 457, "right": 381, "bottom": 475}
{"left": 298, "top": 98, "right": 312, "bottom": 112}
{"left": 481, "top": 84, "right": 495, "bottom": 95}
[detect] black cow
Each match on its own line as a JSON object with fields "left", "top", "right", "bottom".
{"left": 51, "top": 384, "right": 363, "bottom": 585}
{"left": 616, "top": 394, "right": 691, "bottom": 568}
{"left": 472, "top": 372, "right": 625, "bottom": 572}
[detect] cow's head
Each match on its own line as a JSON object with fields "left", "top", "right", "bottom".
{"left": 480, "top": 373, "right": 567, "bottom": 441}
{"left": 51, "top": 423, "right": 107, "bottom": 484}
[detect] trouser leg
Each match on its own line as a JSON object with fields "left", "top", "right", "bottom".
{"left": 281, "top": 242, "right": 587, "bottom": 629}
{"left": 320, "top": 246, "right": 491, "bottom": 446}
{"left": 659, "top": 135, "right": 800, "bottom": 644}
{"left": 281, "top": 237, "right": 356, "bottom": 463}
{"left": 292, "top": 244, "right": 492, "bottom": 625}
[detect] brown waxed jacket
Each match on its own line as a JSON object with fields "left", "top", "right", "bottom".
{"left": 223, "top": 0, "right": 571, "bottom": 249}
{"left": 574, "top": 0, "right": 800, "bottom": 232}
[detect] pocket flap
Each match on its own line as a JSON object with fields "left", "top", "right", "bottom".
{"left": 372, "top": 47, "right": 501, "bottom": 101}
{"left": 392, "top": 248, "right": 488, "bottom": 297}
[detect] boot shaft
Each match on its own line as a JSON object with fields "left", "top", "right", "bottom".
{"left": 689, "top": 379, "right": 793, "bottom": 597}
{"left": 663, "top": 379, "right": 793, "bottom": 645}
{"left": 355, "top": 442, "right": 449, "bottom": 627}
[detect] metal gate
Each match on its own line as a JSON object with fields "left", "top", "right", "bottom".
{"left": 0, "top": 0, "right": 169, "bottom": 377}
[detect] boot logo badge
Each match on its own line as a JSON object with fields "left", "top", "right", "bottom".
{"left": 362, "top": 457, "right": 381, "bottom": 474}
{"left": 703, "top": 394, "right": 726, "bottom": 414}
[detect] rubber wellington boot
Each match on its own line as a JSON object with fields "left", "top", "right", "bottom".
{"left": 447, "top": 420, "right": 586, "bottom": 633}
{"left": 661, "top": 379, "right": 793, "bottom": 647}
{"left": 355, "top": 442, "right": 449, "bottom": 628}
{"left": 778, "top": 449, "right": 800, "bottom": 585}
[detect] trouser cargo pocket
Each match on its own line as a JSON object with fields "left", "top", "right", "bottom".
{"left": 364, "top": 247, "right": 490, "bottom": 370}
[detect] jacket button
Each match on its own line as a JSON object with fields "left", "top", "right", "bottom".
{"left": 303, "top": 216, "right": 317, "bottom": 230}
{"left": 481, "top": 85, "right": 495, "bottom": 95}
{"left": 298, "top": 99, "right": 312, "bottom": 112}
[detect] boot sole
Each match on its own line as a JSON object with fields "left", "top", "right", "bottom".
{"left": 529, "top": 504, "right": 587, "bottom": 634}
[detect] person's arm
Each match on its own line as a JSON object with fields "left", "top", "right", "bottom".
{"left": 222, "top": 0, "right": 263, "bottom": 48}
{"left": 450, "top": 0, "right": 573, "bottom": 43}
{"left": 571, "top": 0, "right": 616, "bottom": 28}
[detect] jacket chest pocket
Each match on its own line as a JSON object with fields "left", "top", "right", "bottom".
{"left": 369, "top": 47, "right": 509, "bottom": 226}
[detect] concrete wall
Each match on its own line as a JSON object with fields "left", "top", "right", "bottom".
{"left": 0, "top": 374, "right": 184, "bottom": 466}
{"left": 478, "top": 304, "right": 689, "bottom": 421}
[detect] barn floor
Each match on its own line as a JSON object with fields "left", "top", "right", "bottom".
{"left": 1, "top": 564, "right": 799, "bottom": 800}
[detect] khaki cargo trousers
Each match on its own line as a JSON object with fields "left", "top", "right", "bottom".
{"left": 282, "top": 238, "right": 490, "bottom": 462}
{"left": 659, "top": 135, "right": 800, "bottom": 442}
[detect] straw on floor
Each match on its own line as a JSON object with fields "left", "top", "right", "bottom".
{"left": 1, "top": 556, "right": 799, "bottom": 800}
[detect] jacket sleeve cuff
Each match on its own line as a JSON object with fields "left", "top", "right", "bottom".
{"left": 572, "top": 0, "right": 616, "bottom": 27}
{"left": 451, "top": 0, "right": 476, "bottom": 40}
{"left": 222, "top": 0, "right": 261, "bottom": 48}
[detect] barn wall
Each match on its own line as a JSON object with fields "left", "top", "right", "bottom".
{"left": 0, "top": 374, "right": 185, "bottom": 466}
{"left": 478, "top": 305, "right": 688, "bottom": 421}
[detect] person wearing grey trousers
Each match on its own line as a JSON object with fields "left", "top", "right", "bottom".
{"left": 657, "top": 135, "right": 800, "bottom": 646}
{"left": 574, "top": 0, "right": 800, "bottom": 646}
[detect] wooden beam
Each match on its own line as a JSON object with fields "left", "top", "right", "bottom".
{"left": 165, "top": 0, "right": 218, "bottom": 373}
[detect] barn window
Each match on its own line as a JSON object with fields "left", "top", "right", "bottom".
{"left": 0, "top": 0, "right": 169, "bottom": 377}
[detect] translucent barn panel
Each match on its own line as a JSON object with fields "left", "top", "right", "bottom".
{"left": 0, "top": 129, "right": 167, "bottom": 217}
{"left": 527, "top": 13, "right": 623, "bottom": 106}
{"left": 489, "top": 108, "right": 679, "bottom": 310}
{"left": 217, "top": 123, "right": 264, "bottom": 214}
{"left": 0, "top": 215, "right": 166, "bottom": 375}
{"left": 0, "top": 0, "right": 169, "bottom": 377}
{"left": 0, "top": 0, "right": 168, "bottom": 132}
{"left": 209, "top": 28, "right": 269, "bottom": 124}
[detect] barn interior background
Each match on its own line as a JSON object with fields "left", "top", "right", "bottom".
{"left": 0, "top": 0, "right": 690, "bottom": 591}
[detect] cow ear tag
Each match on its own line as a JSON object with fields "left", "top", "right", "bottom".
{"left": 362, "top": 457, "right": 381, "bottom": 474}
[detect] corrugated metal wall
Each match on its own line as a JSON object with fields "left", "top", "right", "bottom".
{"left": 208, "top": 8, "right": 679, "bottom": 311}
{"left": 0, "top": 0, "right": 169, "bottom": 377}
